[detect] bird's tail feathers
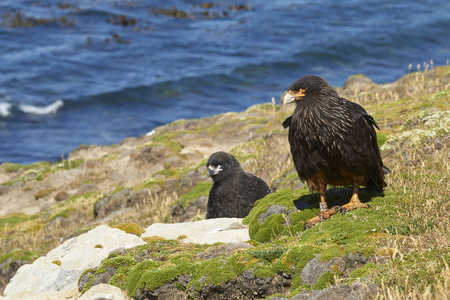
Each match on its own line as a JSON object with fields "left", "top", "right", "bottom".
{"left": 366, "top": 165, "right": 388, "bottom": 192}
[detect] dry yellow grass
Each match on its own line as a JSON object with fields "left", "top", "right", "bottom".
{"left": 372, "top": 140, "right": 450, "bottom": 299}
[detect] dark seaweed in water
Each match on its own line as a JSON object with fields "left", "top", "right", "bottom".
{"left": 0, "top": 0, "right": 449, "bottom": 164}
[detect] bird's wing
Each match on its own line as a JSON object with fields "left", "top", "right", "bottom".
{"left": 282, "top": 115, "right": 292, "bottom": 129}
{"left": 241, "top": 172, "right": 271, "bottom": 198}
{"left": 344, "top": 99, "right": 379, "bottom": 147}
{"left": 345, "top": 99, "right": 386, "bottom": 190}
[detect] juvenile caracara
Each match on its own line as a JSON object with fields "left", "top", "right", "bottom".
{"left": 206, "top": 151, "right": 270, "bottom": 219}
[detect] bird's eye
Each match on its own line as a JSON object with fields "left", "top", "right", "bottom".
{"left": 301, "top": 86, "right": 307, "bottom": 90}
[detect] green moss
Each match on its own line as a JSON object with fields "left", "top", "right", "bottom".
{"left": 53, "top": 159, "right": 84, "bottom": 170}
{"left": 294, "top": 190, "right": 397, "bottom": 261}
{"left": 175, "top": 182, "right": 212, "bottom": 208}
{"left": 171, "top": 119, "right": 188, "bottom": 126}
{"left": 230, "top": 138, "right": 266, "bottom": 162}
{"left": 285, "top": 245, "right": 321, "bottom": 294}
{"left": 126, "top": 259, "right": 161, "bottom": 295}
{"left": 1, "top": 162, "right": 24, "bottom": 172}
{"left": 78, "top": 197, "right": 406, "bottom": 297}
{"left": 34, "top": 188, "right": 53, "bottom": 200}
{"left": 29, "top": 161, "right": 51, "bottom": 170}
{"left": 79, "top": 271, "right": 96, "bottom": 295}
{"left": 0, "top": 212, "right": 35, "bottom": 232}
{"left": 189, "top": 255, "right": 247, "bottom": 291}
{"left": 0, "top": 249, "right": 40, "bottom": 264}
{"left": 134, "top": 178, "right": 165, "bottom": 191}
{"left": 0, "top": 180, "right": 15, "bottom": 186}
{"left": 48, "top": 208, "right": 72, "bottom": 221}
{"left": 111, "top": 186, "right": 125, "bottom": 195}
{"left": 76, "top": 144, "right": 90, "bottom": 150}
{"left": 349, "top": 263, "right": 376, "bottom": 279}
{"left": 253, "top": 260, "right": 290, "bottom": 279}
{"left": 299, "top": 283, "right": 311, "bottom": 291}
{"left": 52, "top": 259, "right": 61, "bottom": 266}
{"left": 187, "top": 253, "right": 292, "bottom": 291}
{"left": 97, "top": 253, "right": 138, "bottom": 291}
{"left": 243, "top": 189, "right": 312, "bottom": 243}
{"left": 331, "top": 264, "right": 340, "bottom": 273}
{"left": 41, "top": 192, "right": 101, "bottom": 222}
{"left": 154, "top": 168, "right": 178, "bottom": 178}
{"left": 85, "top": 239, "right": 292, "bottom": 297}
{"left": 244, "top": 187, "right": 403, "bottom": 293}
{"left": 19, "top": 169, "right": 44, "bottom": 182}
{"left": 113, "top": 222, "right": 145, "bottom": 236}
{"left": 285, "top": 245, "right": 321, "bottom": 270}
{"left": 299, "top": 197, "right": 397, "bottom": 261}
{"left": 142, "top": 236, "right": 166, "bottom": 243}
{"left": 376, "top": 133, "right": 388, "bottom": 148}
{"left": 132, "top": 263, "right": 188, "bottom": 296}
{"left": 273, "top": 168, "right": 299, "bottom": 188}
{"left": 146, "top": 132, "right": 182, "bottom": 154}
{"left": 386, "top": 223, "right": 411, "bottom": 235}
{"left": 206, "top": 123, "right": 228, "bottom": 135}
{"left": 122, "top": 241, "right": 206, "bottom": 296}
{"left": 249, "top": 248, "right": 287, "bottom": 261}
{"left": 313, "top": 271, "right": 335, "bottom": 290}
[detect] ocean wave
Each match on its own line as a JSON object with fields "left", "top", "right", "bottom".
{"left": 0, "top": 102, "right": 12, "bottom": 117}
{"left": 18, "top": 99, "right": 64, "bottom": 115}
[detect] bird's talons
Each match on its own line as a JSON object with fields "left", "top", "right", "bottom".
{"left": 341, "top": 202, "right": 371, "bottom": 213}
{"left": 304, "top": 216, "right": 321, "bottom": 229}
{"left": 304, "top": 205, "right": 342, "bottom": 229}
{"left": 330, "top": 205, "right": 343, "bottom": 213}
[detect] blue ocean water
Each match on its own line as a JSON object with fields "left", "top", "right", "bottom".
{"left": 0, "top": 0, "right": 449, "bottom": 164}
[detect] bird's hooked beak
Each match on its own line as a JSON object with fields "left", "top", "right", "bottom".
{"left": 207, "top": 164, "right": 223, "bottom": 177}
{"left": 283, "top": 89, "right": 306, "bottom": 105}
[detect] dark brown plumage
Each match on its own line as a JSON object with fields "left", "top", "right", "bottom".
{"left": 283, "top": 75, "right": 389, "bottom": 228}
{"left": 206, "top": 151, "right": 270, "bottom": 219}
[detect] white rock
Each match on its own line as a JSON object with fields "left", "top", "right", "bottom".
{"left": 3, "top": 225, "right": 145, "bottom": 297}
{"left": 3, "top": 220, "right": 250, "bottom": 299}
{"left": 141, "top": 218, "right": 250, "bottom": 244}
{"left": 78, "top": 284, "right": 130, "bottom": 300}
{"left": 0, "top": 288, "right": 78, "bottom": 300}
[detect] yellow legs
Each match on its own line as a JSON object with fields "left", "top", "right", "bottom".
{"left": 305, "top": 183, "right": 370, "bottom": 229}
{"left": 305, "top": 194, "right": 341, "bottom": 229}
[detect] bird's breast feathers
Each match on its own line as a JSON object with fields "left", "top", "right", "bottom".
{"left": 290, "top": 104, "right": 355, "bottom": 151}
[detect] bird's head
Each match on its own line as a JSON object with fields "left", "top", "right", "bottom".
{"left": 206, "top": 151, "right": 241, "bottom": 182}
{"left": 283, "top": 75, "right": 331, "bottom": 105}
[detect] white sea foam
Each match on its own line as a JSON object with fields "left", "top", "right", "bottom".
{"left": 0, "top": 102, "right": 12, "bottom": 117}
{"left": 145, "top": 130, "right": 156, "bottom": 136}
{"left": 18, "top": 99, "right": 64, "bottom": 115}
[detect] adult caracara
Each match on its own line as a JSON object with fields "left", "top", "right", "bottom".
{"left": 206, "top": 151, "right": 270, "bottom": 219}
{"left": 283, "top": 75, "right": 389, "bottom": 228}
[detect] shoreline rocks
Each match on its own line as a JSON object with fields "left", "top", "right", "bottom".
{"left": 2, "top": 218, "right": 251, "bottom": 299}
